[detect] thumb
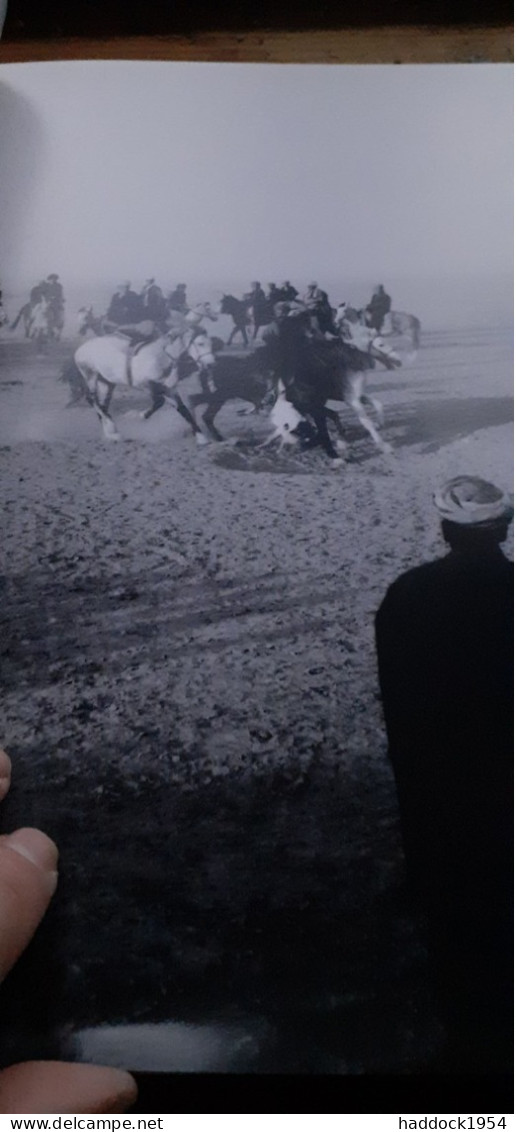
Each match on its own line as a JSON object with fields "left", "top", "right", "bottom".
{"left": 0, "top": 828, "right": 59, "bottom": 981}
{"left": 0, "top": 1062, "right": 138, "bottom": 1114}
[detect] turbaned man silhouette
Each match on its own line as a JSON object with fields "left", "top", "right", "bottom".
{"left": 375, "top": 476, "right": 513, "bottom": 1072}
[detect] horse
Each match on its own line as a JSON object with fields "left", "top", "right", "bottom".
{"left": 265, "top": 334, "right": 393, "bottom": 466}
{"left": 219, "top": 295, "right": 253, "bottom": 347}
{"left": 158, "top": 348, "right": 274, "bottom": 441}
{"left": 334, "top": 304, "right": 402, "bottom": 369}
{"left": 48, "top": 301, "right": 65, "bottom": 341}
{"left": 67, "top": 304, "right": 221, "bottom": 407}
{"left": 71, "top": 328, "right": 218, "bottom": 442}
{"left": 10, "top": 301, "right": 34, "bottom": 337}
{"left": 388, "top": 311, "right": 420, "bottom": 349}
{"left": 77, "top": 307, "right": 111, "bottom": 337}
{"left": 368, "top": 309, "right": 421, "bottom": 350}
{"left": 27, "top": 298, "right": 55, "bottom": 350}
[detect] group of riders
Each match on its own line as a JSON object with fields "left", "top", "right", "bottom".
{"left": 89, "top": 278, "right": 393, "bottom": 340}
{"left": 10, "top": 272, "right": 393, "bottom": 348}
{"left": 10, "top": 275, "right": 402, "bottom": 438}
{"left": 241, "top": 281, "right": 392, "bottom": 340}
{"left": 87, "top": 277, "right": 396, "bottom": 362}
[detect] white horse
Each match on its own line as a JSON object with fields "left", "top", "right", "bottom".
{"left": 372, "top": 309, "right": 421, "bottom": 350}
{"left": 73, "top": 327, "right": 217, "bottom": 442}
{"left": 27, "top": 297, "right": 54, "bottom": 348}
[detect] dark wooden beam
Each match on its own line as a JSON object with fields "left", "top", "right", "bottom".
{"left": 0, "top": 26, "right": 513, "bottom": 63}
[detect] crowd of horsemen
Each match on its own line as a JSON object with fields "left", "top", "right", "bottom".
{"left": 12, "top": 274, "right": 393, "bottom": 348}
{"left": 9, "top": 276, "right": 401, "bottom": 429}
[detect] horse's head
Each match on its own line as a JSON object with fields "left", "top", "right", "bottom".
{"left": 199, "top": 302, "right": 218, "bottom": 322}
{"left": 186, "top": 332, "right": 216, "bottom": 369}
{"left": 77, "top": 307, "right": 94, "bottom": 335}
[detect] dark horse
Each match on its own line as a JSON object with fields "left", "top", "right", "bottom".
{"left": 220, "top": 295, "right": 251, "bottom": 346}
{"left": 144, "top": 348, "right": 274, "bottom": 441}
{"left": 220, "top": 294, "right": 273, "bottom": 347}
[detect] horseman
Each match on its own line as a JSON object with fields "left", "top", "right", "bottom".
{"left": 303, "top": 281, "right": 337, "bottom": 336}
{"left": 243, "top": 282, "right": 270, "bottom": 338}
{"left": 107, "top": 282, "right": 144, "bottom": 326}
{"left": 30, "top": 280, "right": 47, "bottom": 305}
{"left": 43, "top": 274, "right": 65, "bottom": 337}
{"left": 167, "top": 284, "right": 189, "bottom": 314}
{"left": 365, "top": 284, "right": 391, "bottom": 333}
{"left": 277, "top": 281, "right": 299, "bottom": 302}
{"left": 262, "top": 301, "right": 314, "bottom": 388}
{"left": 267, "top": 283, "right": 283, "bottom": 307}
{"left": 141, "top": 278, "right": 167, "bottom": 327}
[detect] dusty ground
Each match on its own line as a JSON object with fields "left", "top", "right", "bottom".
{"left": 0, "top": 326, "right": 512, "bottom": 1073}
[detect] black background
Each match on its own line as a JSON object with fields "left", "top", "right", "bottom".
{"left": 2, "top": 0, "right": 513, "bottom": 40}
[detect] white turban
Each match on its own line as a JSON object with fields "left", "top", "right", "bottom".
{"left": 434, "top": 476, "right": 513, "bottom": 526}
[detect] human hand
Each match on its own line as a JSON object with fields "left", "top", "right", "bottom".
{"left": 0, "top": 749, "right": 138, "bottom": 1114}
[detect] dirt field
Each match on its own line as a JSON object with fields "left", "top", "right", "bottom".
{"left": 0, "top": 326, "right": 513, "bottom": 1074}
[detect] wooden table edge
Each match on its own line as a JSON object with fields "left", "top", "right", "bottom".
{"left": 0, "top": 25, "right": 513, "bottom": 64}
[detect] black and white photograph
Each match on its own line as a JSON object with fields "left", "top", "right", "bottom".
{"left": 0, "top": 60, "right": 513, "bottom": 1086}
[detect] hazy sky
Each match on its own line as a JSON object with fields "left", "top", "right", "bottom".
{"left": 0, "top": 61, "right": 512, "bottom": 326}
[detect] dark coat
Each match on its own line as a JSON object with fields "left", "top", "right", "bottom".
{"left": 366, "top": 291, "right": 391, "bottom": 330}
{"left": 278, "top": 284, "right": 299, "bottom": 302}
{"left": 375, "top": 548, "right": 513, "bottom": 1065}
{"left": 167, "top": 288, "right": 188, "bottom": 313}
{"left": 107, "top": 290, "right": 144, "bottom": 325}
{"left": 142, "top": 285, "right": 167, "bottom": 323}
{"left": 44, "top": 281, "right": 64, "bottom": 305}
{"left": 30, "top": 284, "right": 46, "bottom": 305}
{"left": 376, "top": 548, "right": 512, "bottom": 896}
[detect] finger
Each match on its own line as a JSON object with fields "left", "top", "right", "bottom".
{"left": 0, "top": 827, "right": 58, "bottom": 981}
{"left": 0, "top": 749, "right": 12, "bottom": 802}
{"left": 0, "top": 1062, "right": 138, "bottom": 1114}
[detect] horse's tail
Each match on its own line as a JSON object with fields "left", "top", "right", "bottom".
{"left": 412, "top": 318, "right": 421, "bottom": 348}
{"left": 10, "top": 303, "right": 29, "bottom": 330}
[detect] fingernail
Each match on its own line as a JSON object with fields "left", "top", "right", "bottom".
{"left": 5, "top": 828, "right": 59, "bottom": 892}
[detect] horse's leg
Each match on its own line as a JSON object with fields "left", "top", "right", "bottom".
{"left": 362, "top": 392, "right": 384, "bottom": 425}
{"left": 202, "top": 394, "right": 226, "bottom": 442}
{"left": 325, "top": 407, "right": 348, "bottom": 455}
{"left": 228, "top": 325, "right": 237, "bottom": 346}
{"left": 241, "top": 324, "right": 249, "bottom": 347}
{"left": 62, "top": 360, "right": 88, "bottom": 406}
{"left": 171, "top": 392, "right": 209, "bottom": 446}
{"left": 347, "top": 375, "right": 390, "bottom": 453}
{"left": 310, "top": 404, "right": 343, "bottom": 465}
{"left": 325, "top": 407, "right": 346, "bottom": 437}
{"left": 92, "top": 375, "right": 120, "bottom": 440}
{"left": 142, "top": 381, "right": 166, "bottom": 421}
